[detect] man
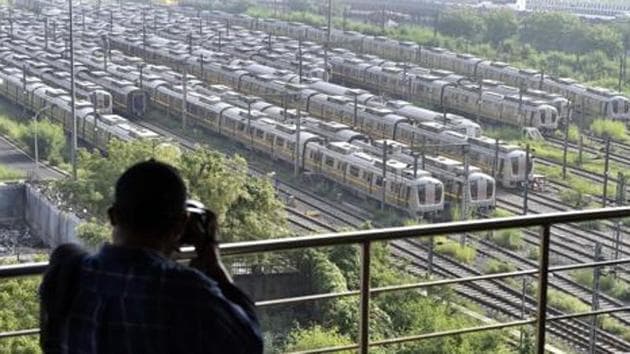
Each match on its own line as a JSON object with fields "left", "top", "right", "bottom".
{"left": 39, "top": 160, "right": 263, "bottom": 354}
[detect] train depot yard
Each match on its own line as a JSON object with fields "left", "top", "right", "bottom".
{"left": 0, "top": 0, "right": 630, "bottom": 353}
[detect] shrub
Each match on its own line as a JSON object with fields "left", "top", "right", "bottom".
{"left": 484, "top": 259, "right": 516, "bottom": 274}
{"left": 434, "top": 236, "right": 477, "bottom": 264}
{"left": 590, "top": 119, "right": 627, "bottom": 140}
{"left": 19, "top": 119, "right": 65, "bottom": 165}
{"left": 490, "top": 229, "right": 523, "bottom": 250}
{"left": 76, "top": 221, "right": 111, "bottom": 248}
{"left": 527, "top": 247, "right": 539, "bottom": 260}
{"left": 547, "top": 289, "right": 590, "bottom": 313}
{"left": 0, "top": 165, "right": 24, "bottom": 181}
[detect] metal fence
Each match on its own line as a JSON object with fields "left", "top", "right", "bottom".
{"left": 2, "top": 207, "right": 630, "bottom": 353}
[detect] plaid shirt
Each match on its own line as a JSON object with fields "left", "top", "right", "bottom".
{"left": 40, "top": 244, "right": 263, "bottom": 354}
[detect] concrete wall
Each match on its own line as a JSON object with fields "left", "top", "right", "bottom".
{"left": 24, "top": 184, "right": 81, "bottom": 248}
{"left": 0, "top": 183, "right": 25, "bottom": 225}
{"left": 0, "top": 183, "right": 82, "bottom": 248}
{"left": 235, "top": 272, "right": 312, "bottom": 302}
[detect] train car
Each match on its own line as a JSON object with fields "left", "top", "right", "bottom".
{"left": 0, "top": 64, "right": 157, "bottom": 151}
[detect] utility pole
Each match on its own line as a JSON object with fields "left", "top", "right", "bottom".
{"left": 109, "top": 9, "right": 113, "bottom": 33}
{"left": 619, "top": 55, "right": 624, "bottom": 92}
{"left": 588, "top": 242, "right": 602, "bottom": 354}
{"left": 69, "top": 0, "right": 77, "bottom": 180}
{"left": 461, "top": 144, "right": 469, "bottom": 245}
{"left": 578, "top": 134, "right": 584, "bottom": 165}
{"left": 602, "top": 137, "right": 611, "bottom": 207}
{"left": 561, "top": 102, "right": 571, "bottom": 179}
{"left": 523, "top": 144, "right": 530, "bottom": 214}
{"left": 182, "top": 71, "right": 187, "bottom": 130}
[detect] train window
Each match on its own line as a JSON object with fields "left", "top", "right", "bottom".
{"left": 338, "top": 162, "right": 347, "bottom": 171}
{"left": 375, "top": 176, "right": 383, "bottom": 187}
{"left": 325, "top": 156, "right": 335, "bottom": 167}
{"left": 470, "top": 180, "right": 478, "bottom": 200}
{"left": 487, "top": 181, "right": 494, "bottom": 198}
{"left": 238, "top": 123, "right": 246, "bottom": 131}
{"left": 511, "top": 157, "right": 520, "bottom": 176}
{"left": 364, "top": 172, "right": 373, "bottom": 182}
{"left": 288, "top": 142, "right": 296, "bottom": 151}
{"left": 540, "top": 112, "right": 546, "bottom": 124}
{"left": 255, "top": 129, "right": 264, "bottom": 138}
{"left": 349, "top": 166, "right": 360, "bottom": 177}
{"left": 276, "top": 137, "right": 285, "bottom": 147}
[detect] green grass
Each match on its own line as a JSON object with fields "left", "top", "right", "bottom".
{"left": 483, "top": 259, "right": 516, "bottom": 275}
{"left": 489, "top": 229, "right": 523, "bottom": 251}
{"left": 0, "top": 164, "right": 25, "bottom": 181}
{"left": 434, "top": 236, "right": 477, "bottom": 264}
{"left": 571, "top": 269, "right": 630, "bottom": 301}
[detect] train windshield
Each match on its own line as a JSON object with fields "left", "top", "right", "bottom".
{"left": 613, "top": 100, "right": 619, "bottom": 114}
{"left": 625, "top": 101, "right": 630, "bottom": 113}
{"left": 540, "top": 111, "right": 546, "bottom": 124}
{"left": 103, "top": 96, "right": 111, "bottom": 110}
{"left": 511, "top": 157, "right": 520, "bottom": 176}
{"left": 470, "top": 180, "right": 478, "bottom": 200}
{"left": 418, "top": 185, "right": 426, "bottom": 204}
{"left": 434, "top": 184, "right": 442, "bottom": 204}
{"left": 487, "top": 180, "right": 494, "bottom": 199}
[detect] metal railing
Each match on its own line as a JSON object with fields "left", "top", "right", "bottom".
{"left": 2, "top": 207, "right": 630, "bottom": 353}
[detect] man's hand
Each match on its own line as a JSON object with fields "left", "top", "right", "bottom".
{"left": 189, "top": 241, "right": 233, "bottom": 285}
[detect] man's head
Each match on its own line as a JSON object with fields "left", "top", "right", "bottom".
{"left": 108, "top": 159, "right": 187, "bottom": 253}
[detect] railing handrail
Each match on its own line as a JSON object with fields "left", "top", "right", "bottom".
{"left": 2, "top": 206, "right": 630, "bottom": 354}
{"left": 3, "top": 207, "right": 630, "bottom": 277}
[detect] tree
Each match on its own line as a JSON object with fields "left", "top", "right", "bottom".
{"left": 483, "top": 9, "right": 518, "bottom": 46}
{"left": 520, "top": 12, "right": 581, "bottom": 53}
{"left": 437, "top": 9, "right": 485, "bottom": 43}
{"left": 53, "top": 139, "right": 288, "bottom": 247}
{"left": 21, "top": 119, "right": 65, "bottom": 164}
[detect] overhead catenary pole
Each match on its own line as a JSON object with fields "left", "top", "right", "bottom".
{"left": 523, "top": 144, "right": 530, "bottom": 214}
{"left": 44, "top": 18, "right": 48, "bottom": 50}
{"left": 588, "top": 242, "right": 602, "bottom": 354}
{"left": 324, "top": 0, "right": 332, "bottom": 82}
{"left": 602, "top": 137, "right": 611, "bottom": 207}
{"left": 381, "top": 141, "right": 387, "bottom": 211}
{"left": 298, "top": 39, "right": 303, "bottom": 84}
{"left": 68, "top": 0, "right": 77, "bottom": 179}
{"left": 561, "top": 102, "right": 572, "bottom": 179}
{"left": 182, "top": 71, "right": 187, "bottom": 130}
{"left": 461, "top": 143, "right": 470, "bottom": 245}
{"left": 615, "top": 172, "right": 625, "bottom": 261}
{"left": 294, "top": 93, "right": 301, "bottom": 177}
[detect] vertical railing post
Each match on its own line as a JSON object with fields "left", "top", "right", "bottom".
{"left": 535, "top": 224, "right": 551, "bottom": 354}
{"left": 359, "top": 241, "right": 371, "bottom": 354}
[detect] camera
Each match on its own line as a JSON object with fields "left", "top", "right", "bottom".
{"left": 180, "top": 200, "right": 217, "bottom": 246}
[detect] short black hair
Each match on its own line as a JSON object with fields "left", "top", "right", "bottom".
{"left": 112, "top": 159, "right": 186, "bottom": 234}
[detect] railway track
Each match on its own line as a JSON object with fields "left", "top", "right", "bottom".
{"left": 138, "top": 116, "right": 630, "bottom": 352}
{"left": 545, "top": 136, "right": 630, "bottom": 168}
{"left": 391, "top": 240, "right": 630, "bottom": 353}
